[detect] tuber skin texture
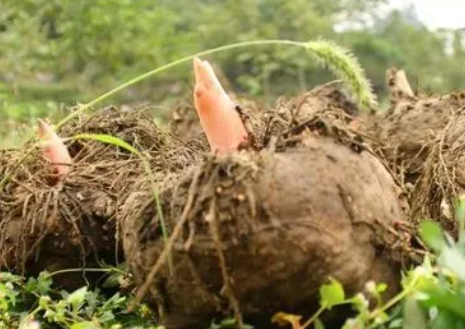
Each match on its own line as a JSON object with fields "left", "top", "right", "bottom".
{"left": 37, "top": 119, "right": 73, "bottom": 179}
{"left": 121, "top": 137, "right": 404, "bottom": 329}
{"left": 193, "top": 58, "right": 248, "bottom": 153}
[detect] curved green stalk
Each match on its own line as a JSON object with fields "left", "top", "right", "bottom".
{"left": 57, "top": 40, "right": 305, "bottom": 128}
{"left": 306, "top": 39, "right": 377, "bottom": 109}
{"left": 57, "top": 38, "right": 375, "bottom": 128}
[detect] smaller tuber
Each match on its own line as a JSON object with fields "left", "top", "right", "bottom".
{"left": 37, "top": 119, "right": 73, "bottom": 180}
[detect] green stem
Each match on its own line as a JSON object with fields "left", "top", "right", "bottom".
{"left": 371, "top": 287, "right": 411, "bottom": 320}
{"left": 19, "top": 306, "right": 41, "bottom": 329}
{"left": 68, "top": 134, "right": 172, "bottom": 273}
{"left": 45, "top": 267, "right": 121, "bottom": 278}
{"left": 367, "top": 283, "right": 418, "bottom": 328}
{"left": 57, "top": 39, "right": 307, "bottom": 128}
{"left": 142, "top": 156, "right": 173, "bottom": 275}
{"left": 302, "top": 306, "right": 325, "bottom": 329}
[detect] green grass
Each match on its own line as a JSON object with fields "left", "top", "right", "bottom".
{"left": 0, "top": 268, "right": 159, "bottom": 329}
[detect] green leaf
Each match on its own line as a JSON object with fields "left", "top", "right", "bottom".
{"left": 314, "top": 318, "right": 325, "bottom": 329}
{"left": 209, "top": 318, "right": 254, "bottom": 329}
{"left": 456, "top": 196, "right": 465, "bottom": 242}
{"left": 25, "top": 272, "right": 52, "bottom": 295}
{"left": 319, "top": 278, "right": 345, "bottom": 309}
{"left": 440, "top": 247, "right": 465, "bottom": 281}
{"left": 39, "top": 295, "right": 51, "bottom": 309}
{"left": 0, "top": 284, "right": 10, "bottom": 311}
{"left": 388, "top": 319, "right": 404, "bottom": 328}
{"left": 377, "top": 283, "right": 388, "bottom": 293}
{"left": 403, "top": 295, "right": 427, "bottom": 329}
{"left": 419, "top": 221, "right": 446, "bottom": 252}
{"left": 102, "top": 273, "right": 122, "bottom": 288}
{"left": 70, "top": 134, "right": 141, "bottom": 157}
{"left": 70, "top": 321, "right": 100, "bottom": 329}
{"left": 455, "top": 197, "right": 465, "bottom": 222}
{"left": 36, "top": 272, "right": 53, "bottom": 294}
{"left": 373, "top": 311, "right": 390, "bottom": 326}
{"left": 430, "top": 311, "right": 465, "bottom": 329}
{"left": 67, "top": 286, "right": 88, "bottom": 310}
{"left": 419, "top": 282, "right": 465, "bottom": 319}
{"left": 98, "top": 310, "right": 115, "bottom": 323}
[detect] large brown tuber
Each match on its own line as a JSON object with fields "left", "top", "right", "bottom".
{"left": 121, "top": 91, "right": 406, "bottom": 328}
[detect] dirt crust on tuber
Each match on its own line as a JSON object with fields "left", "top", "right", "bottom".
{"left": 121, "top": 88, "right": 407, "bottom": 329}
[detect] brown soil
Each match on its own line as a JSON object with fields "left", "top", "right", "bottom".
{"left": 0, "top": 106, "right": 202, "bottom": 288}
{"left": 366, "top": 68, "right": 465, "bottom": 190}
{"left": 121, "top": 89, "right": 407, "bottom": 329}
{"left": 411, "top": 108, "right": 465, "bottom": 235}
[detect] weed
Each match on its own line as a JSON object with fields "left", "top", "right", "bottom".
{"left": 0, "top": 270, "right": 159, "bottom": 329}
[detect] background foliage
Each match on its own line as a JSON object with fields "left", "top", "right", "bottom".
{"left": 1, "top": 0, "right": 464, "bottom": 145}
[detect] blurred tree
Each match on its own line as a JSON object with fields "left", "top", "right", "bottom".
{"left": 0, "top": 0, "right": 464, "bottom": 117}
